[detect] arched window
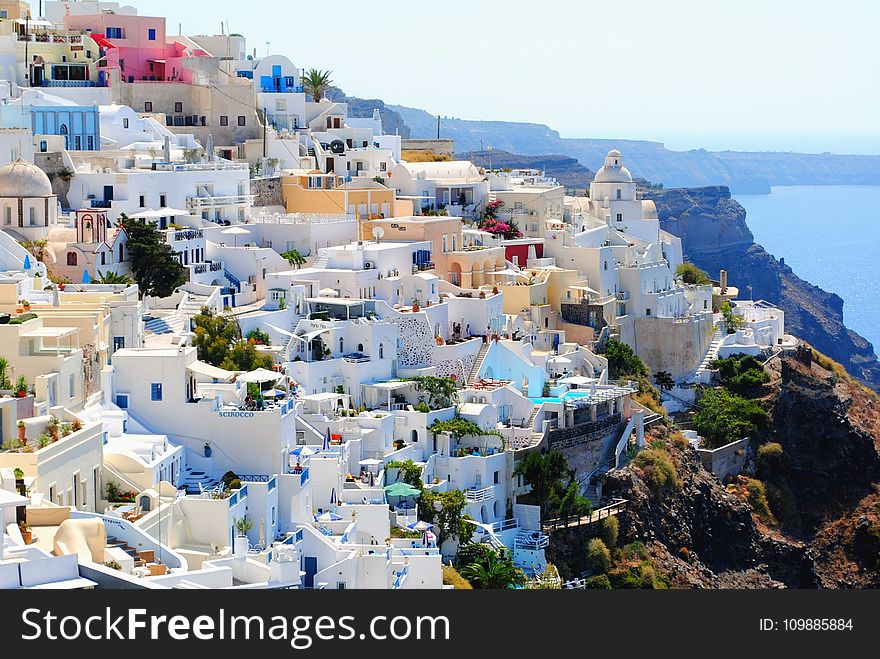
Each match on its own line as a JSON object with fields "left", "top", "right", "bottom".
{"left": 67, "top": 251, "right": 77, "bottom": 266}
{"left": 544, "top": 317, "right": 549, "bottom": 328}
{"left": 118, "top": 243, "right": 124, "bottom": 262}
{"left": 378, "top": 343, "right": 384, "bottom": 359}
{"left": 357, "top": 343, "right": 364, "bottom": 353}
{"left": 59, "top": 124, "right": 69, "bottom": 150}
{"left": 411, "top": 429, "right": 418, "bottom": 443}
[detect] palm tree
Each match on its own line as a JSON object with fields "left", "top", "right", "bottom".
{"left": 302, "top": 68, "right": 334, "bottom": 102}
{"left": 460, "top": 551, "right": 526, "bottom": 589}
{"left": 97, "top": 270, "right": 132, "bottom": 285}
{"left": 280, "top": 249, "right": 306, "bottom": 269}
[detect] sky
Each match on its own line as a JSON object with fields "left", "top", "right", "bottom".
{"left": 57, "top": 0, "right": 880, "bottom": 153}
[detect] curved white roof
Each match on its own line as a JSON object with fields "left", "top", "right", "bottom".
{"left": 0, "top": 160, "right": 53, "bottom": 198}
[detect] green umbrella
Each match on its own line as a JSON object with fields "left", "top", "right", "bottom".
{"left": 383, "top": 482, "right": 421, "bottom": 497}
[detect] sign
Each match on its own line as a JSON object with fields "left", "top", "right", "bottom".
{"left": 218, "top": 411, "right": 255, "bottom": 418}
{"left": 390, "top": 223, "right": 399, "bottom": 228}
{"left": 398, "top": 226, "right": 407, "bottom": 232}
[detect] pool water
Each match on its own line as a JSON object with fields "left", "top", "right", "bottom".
{"left": 529, "top": 390, "right": 593, "bottom": 405}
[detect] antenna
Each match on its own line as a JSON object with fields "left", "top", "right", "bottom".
{"left": 372, "top": 227, "right": 385, "bottom": 244}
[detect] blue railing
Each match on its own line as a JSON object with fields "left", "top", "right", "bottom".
{"left": 392, "top": 564, "right": 408, "bottom": 589}
{"left": 90, "top": 199, "right": 112, "bottom": 208}
{"left": 228, "top": 491, "right": 239, "bottom": 507}
{"left": 268, "top": 476, "right": 277, "bottom": 492}
{"left": 224, "top": 268, "right": 241, "bottom": 290}
{"left": 300, "top": 468, "right": 309, "bottom": 486}
{"left": 41, "top": 80, "right": 107, "bottom": 88}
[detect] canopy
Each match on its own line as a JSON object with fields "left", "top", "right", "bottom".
{"left": 406, "top": 520, "right": 433, "bottom": 532}
{"left": 383, "top": 482, "right": 421, "bottom": 497}
{"left": 290, "top": 446, "right": 316, "bottom": 457}
{"left": 548, "top": 356, "right": 573, "bottom": 365}
{"left": 318, "top": 288, "right": 339, "bottom": 298}
{"left": 237, "top": 368, "right": 282, "bottom": 384}
{"left": 314, "top": 512, "right": 342, "bottom": 522}
{"left": 358, "top": 458, "right": 383, "bottom": 466}
{"left": 559, "top": 376, "right": 595, "bottom": 386}
{"left": 490, "top": 269, "right": 526, "bottom": 278}
{"left": 222, "top": 226, "right": 251, "bottom": 235}
{"left": 131, "top": 207, "right": 190, "bottom": 219}
{"left": 187, "top": 360, "right": 235, "bottom": 382}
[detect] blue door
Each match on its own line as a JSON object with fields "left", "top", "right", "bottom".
{"left": 303, "top": 556, "right": 317, "bottom": 589}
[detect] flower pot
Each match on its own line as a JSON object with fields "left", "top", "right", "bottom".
{"left": 20, "top": 530, "right": 32, "bottom": 545}
{"left": 18, "top": 425, "right": 26, "bottom": 442}
{"left": 204, "top": 445, "right": 212, "bottom": 458}
{"left": 16, "top": 391, "right": 25, "bottom": 398}
{"left": 412, "top": 304, "right": 420, "bottom": 312}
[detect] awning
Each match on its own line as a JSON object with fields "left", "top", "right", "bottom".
{"left": 187, "top": 360, "right": 235, "bottom": 381}
{"left": 295, "top": 328, "right": 330, "bottom": 343}
{"left": 21, "top": 327, "right": 77, "bottom": 339}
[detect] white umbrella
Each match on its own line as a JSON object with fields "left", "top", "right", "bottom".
{"left": 238, "top": 368, "right": 282, "bottom": 384}
{"left": 222, "top": 226, "right": 251, "bottom": 247}
{"left": 407, "top": 521, "right": 433, "bottom": 532}
{"left": 490, "top": 268, "right": 526, "bottom": 278}
{"left": 318, "top": 288, "right": 339, "bottom": 298}
{"left": 359, "top": 458, "right": 383, "bottom": 467}
{"left": 548, "top": 356, "right": 573, "bottom": 365}
{"left": 315, "top": 512, "right": 342, "bottom": 522}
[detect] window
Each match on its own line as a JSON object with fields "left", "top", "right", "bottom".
{"left": 116, "top": 394, "right": 128, "bottom": 409}
{"left": 69, "top": 373, "right": 75, "bottom": 399}
{"left": 219, "top": 115, "right": 228, "bottom": 126}
{"left": 380, "top": 161, "right": 386, "bottom": 172}
{"left": 616, "top": 188, "right": 622, "bottom": 200}
{"left": 442, "top": 235, "right": 448, "bottom": 253}
{"left": 336, "top": 582, "right": 346, "bottom": 590}
{"left": 604, "top": 260, "right": 608, "bottom": 271}
{"left": 144, "top": 101, "right": 153, "bottom": 112}
{"left": 148, "top": 28, "right": 157, "bottom": 40}
{"left": 378, "top": 343, "right": 384, "bottom": 359}
{"left": 87, "top": 136, "right": 94, "bottom": 150}
{"left": 3, "top": 207, "right": 9, "bottom": 225}
{"left": 275, "top": 98, "right": 286, "bottom": 112}
{"left": 123, "top": 117, "right": 129, "bottom": 128}
{"left": 100, "top": 252, "right": 106, "bottom": 265}
{"left": 39, "top": 140, "right": 47, "bottom": 153}
{"left": 151, "top": 383, "right": 163, "bottom": 401}
{"left": 74, "top": 136, "right": 81, "bottom": 150}
{"left": 645, "top": 308, "right": 652, "bottom": 316}
{"left": 159, "top": 194, "right": 167, "bottom": 207}
{"left": 105, "top": 27, "right": 124, "bottom": 39}
{"left": 67, "top": 252, "right": 78, "bottom": 266}
{"left": 139, "top": 194, "right": 146, "bottom": 208}
{"left": 494, "top": 470, "right": 500, "bottom": 484}
{"left": 237, "top": 116, "right": 246, "bottom": 126}
{"left": 339, "top": 338, "right": 344, "bottom": 353}
{"left": 174, "top": 102, "right": 183, "bottom": 113}
{"left": 616, "top": 213, "right": 623, "bottom": 222}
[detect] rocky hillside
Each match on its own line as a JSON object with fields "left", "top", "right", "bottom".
{"left": 593, "top": 353, "right": 880, "bottom": 589}
{"left": 389, "top": 104, "right": 880, "bottom": 193}
{"left": 455, "top": 149, "right": 595, "bottom": 190}
{"left": 326, "top": 88, "right": 411, "bottom": 138}
{"left": 644, "top": 186, "right": 880, "bottom": 390}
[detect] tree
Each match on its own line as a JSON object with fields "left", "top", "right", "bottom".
{"left": 417, "top": 489, "right": 471, "bottom": 547}
{"left": 692, "top": 387, "right": 769, "bottom": 449}
{"left": 192, "top": 307, "right": 241, "bottom": 367}
{"left": 302, "top": 68, "right": 334, "bottom": 102}
{"left": 459, "top": 548, "right": 525, "bottom": 589}
{"left": 280, "top": 249, "right": 306, "bottom": 269}
{"left": 119, "top": 215, "right": 186, "bottom": 298}
{"left": 602, "top": 339, "right": 647, "bottom": 379}
{"left": 97, "top": 270, "right": 132, "bottom": 285}
{"left": 221, "top": 340, "right": 275, "bottom": 372}
{"left": 0, "top": 356, "right": 10, "bottom": 390}
{"left": 408, "top": 376, "right": 459, "bottom": 409}
{"left": 675, "top": 263, "right": 711, "bottom": 286}
{"left": 713, "top": 355, "right": 770, "bottom": 396}
{"left": 601, "top": 516, "right": 619, "bottom": 551}
{"left": 514, "top": 450, "right": 589, "bottom": 517}
{"left": 654, "top": 370, "right": 675, "bottom": 392}
{"left": 720, "top": 301, "right": 746, "bottom": 334}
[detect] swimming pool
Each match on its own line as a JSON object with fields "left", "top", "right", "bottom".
{"left": 530, "top": 390, "right": 593, "bottom": 405}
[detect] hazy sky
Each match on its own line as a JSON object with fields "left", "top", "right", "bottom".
{"left": 64, "top": 0, "right": 880, "bottom": 152}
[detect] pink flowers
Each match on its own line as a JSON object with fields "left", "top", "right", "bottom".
{"left": 477, "top": 201, "right": 523, "bottom": 239}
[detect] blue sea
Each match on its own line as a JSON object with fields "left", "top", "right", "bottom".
{"left": 736, "top": 186, "right": 880, "bottom": 349}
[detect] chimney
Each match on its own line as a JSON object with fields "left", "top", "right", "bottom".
{"left": 720, "top": 269, "right": 728, "bottom": 294}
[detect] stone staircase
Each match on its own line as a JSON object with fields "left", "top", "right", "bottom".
{"left": 312, "top": 249, "right": 330, "bottom": 269}
{"left": 692, "top": 329, "right": 724, "bottom": 383}
{"left": 144, "top": 313, "right": 186, "bottom": 336}
{"left": 181, "top": 466, "right": 220, "bottom": 493}
{"left": 467, "top": 343, "right": 491, "bottom": 385}
{"left": 106, "top": 537, "right": 147, "bottom": 568}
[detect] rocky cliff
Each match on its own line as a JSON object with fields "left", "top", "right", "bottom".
{"left": 455, "top": 149, "right": 595, "bottom": 190}
{"left": 643, "top": 186, "right": 880, "bottom": 390}
{"left": 594, "top": 354, "right": 880, "bottom": 589}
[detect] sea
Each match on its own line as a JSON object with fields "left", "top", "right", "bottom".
{"left": 736, "top": 185, "right": 880, "bottom": 349}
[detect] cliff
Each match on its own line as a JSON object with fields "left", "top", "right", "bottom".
{"left": 643, "top": 186, "right": 880, "bottom": 390}
{"left": 390, "top": 104, "right": 880, "bottom": 193}
{"left": 594, "top": 354, "right": 880, "bottom": 589}
{"left": 455, "top": 149, "right": 595, "bottom": 190}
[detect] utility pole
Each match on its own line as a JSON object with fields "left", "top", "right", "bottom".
{"left": 437, "top": 115, "right": 440, "bottom": 140}
{"left": 262, "top": 106, "right": 267, "bottom": 159}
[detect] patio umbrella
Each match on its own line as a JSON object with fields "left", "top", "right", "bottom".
{"left": 290, "top": 446, "right": 315, "bottom": 457}
{"left": 383, "top": 482, "right": 421, "bottom": 498}
{"left": 262, "top": 388, "right": 284, "bottom": 398}
{"left": 237, "top": 368, "right": 282, "bottom": 384}
{"left": 82, "top": 269, "right": 91, "bottom": 284}
{"left": 315, "top": 512, "right": 342, "bottom": 522}
{"left": 22, "top": 254, "right": 30, "bottom": 270}
{"left": 318, "top": 288, "right": 339, "bottom": 298}
{"left": 548, "top": 356, "right": 573, "bottom": 365}
{"left": 407, "top": 521, "right": 433, "bottom": 532}
{"left": 222, "top": 226, "right": 250, "bottom": 247}
{"left": 490, "top": 268, "right": 526, "bottom": 278}
{"left": 322, "top": 427, "right": 331, "bottom": 451}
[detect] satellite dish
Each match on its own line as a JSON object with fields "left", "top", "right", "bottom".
{"left": 372, "top": 227, "right": 385, "bottom": 242}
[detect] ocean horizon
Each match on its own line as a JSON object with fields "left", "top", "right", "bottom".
{"left": 736, "top": 185, "right": 880, "bottom": 349}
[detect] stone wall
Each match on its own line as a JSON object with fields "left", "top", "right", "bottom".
{"left": 252, "top": 176, "right": 283, "bottom": 208}
{"left": 697, "top": 438, "right": 748, "bottom": 481}
{"left": 561, "top": 299, "right": 606, "bottom": 331}
{"left": 548, "top": 413, "right": 625, "bottom": 480}
{"left": 619, "top": 313, "right": 714, "bottom": 380}
{"left": 36, "top": 152, "right": 72, "bottom": 208}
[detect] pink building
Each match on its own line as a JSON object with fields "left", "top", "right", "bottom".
{"left": 64, "top": 11, "right": 207, "bottom": 84}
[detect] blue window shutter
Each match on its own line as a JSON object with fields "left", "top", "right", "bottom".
{"left": 260, "top": 75, "right": 272, "bottom": 90}
{"left": 272, "top": 65, "right": 282, "bottom": 77}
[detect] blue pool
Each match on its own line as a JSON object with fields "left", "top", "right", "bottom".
{"left": 530, "top": 390, "right": 593, "bottom": 405}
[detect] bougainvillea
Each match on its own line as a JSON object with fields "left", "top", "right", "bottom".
{"left": 476, "top": 200, "right": 522, "bottom": 240}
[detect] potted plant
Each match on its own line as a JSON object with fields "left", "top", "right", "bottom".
{"left": 21, "top": 299, "right": 31, "bottom": 311}
{"left": 15, "top": 375, "right": 27, "bottom": 398}
{"left": 71, "top": 418, "right": 82, "bottom": 432}
{"left": 203, "top": 442, "right": 212, "bottom": 458}
{"left": 46, "top": 417, "right": 60, "bottom": 441}
{"left": 18, "top": 520, "right": 32, "bottom": 545}
{"left": 411, "top": 299, "right": 421, "bottom": 312}
{"left": 17, "top": 420, "right": 26, "bottom": 443}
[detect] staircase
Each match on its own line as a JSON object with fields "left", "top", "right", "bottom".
{"left": 181, "top": 466, "right": 220, "bottom": 493}
{"left": 468, "top": 343, "right": 491, "bottom": 385}
{"left": 106, "top": 536, "right": 147, "bottom": 568}
{"left": 312, "top": 249, "right": 330, "bottom": 269}
{"left": 223, "top": 269, "right": 242, "bottom": 293}
{"left": 691, "top": 329, "right": 724, "bottom": 384}
{"left": 144, "top": 313, "right": 186, "bottom": 336}
{"left": 525, "top": 405, "right": 540, "bottom": 431}
{"left": 179, "top": 293, "right": 211, "bottom": 317}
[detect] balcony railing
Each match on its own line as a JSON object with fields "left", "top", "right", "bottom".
{"left": 464, "top": 485, "right": 495, "bottom": 502}
{"left": 187, "top": 194, "right": 255, "bottom": 210}
{"left": 41, "top": 80, "right": 107, "bottom": 88}
{"left": 18, "top": 34, "right": 84, "bottom": 43}
{"left": 170, "top": 229, "right": 204, "bottom": 242}
{"left": 90, "top": 199, "right": 112, "bottom": 208}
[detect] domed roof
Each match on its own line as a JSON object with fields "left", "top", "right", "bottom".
{"left": 594, "top": 163, "right": 633, "bottom": 183}
{"left": 593, "top": 149, "right": 633, "bottom": 183}
{"left": 0, "top": 160, "right": 54, "bottom": 198}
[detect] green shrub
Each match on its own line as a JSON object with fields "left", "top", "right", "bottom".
{"left": 609, "top": 568, "right": 644, "bottom": 589}
{"left": 714, "top": 355, "right": 770, "bottom": 396}
{"left": 755, "top": 442, "right": 785, "bottom": 478}
{"left": 618, "top": 541, "right": 649, "bottom": 562}
{"left": 692, "top": 387, "right": 769, "bottom": 449}
{"left": 602, "top": 340, "right": 647, "bottom": 379}
{"left": 600, "top": 516, "right": 619, "bottom": 551}
{"left": 745, "top": 478, "right": 776, "bottom": 525}
{"left": 675, "top": 263, "right": 711, "bottom": 285}
{"left": 442, "top": 565, "right": 473, "bottom": 589}
{"left": 227, "top": 479, "right": 242, "bottom": 491}
{"left": 632, "top": 448, "right": 680, "bottom": 491}
{"left": 583, "top": 574, "right": 612, "bottom": 589}
{"left": 585, "top": 538, "right": 612, "bottom": 574}
{"left": 764, "top": 478, "right": 801, "bottom": 530}
{"left": 414, "top": 402, "right": 431, "bottom": 413}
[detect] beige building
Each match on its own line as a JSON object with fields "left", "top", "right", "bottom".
{"left": 281, "top": 170, "right": 402, "bottom": 219}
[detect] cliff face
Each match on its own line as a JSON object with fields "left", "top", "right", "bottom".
{"left": 598, "top": 354, "right": 880, "bottom": 589}
{"left": 644, "top": 186, "right": 880, "bottom": 390}
{"left": 455, "top": 149, "right": 595, "bottom": 190}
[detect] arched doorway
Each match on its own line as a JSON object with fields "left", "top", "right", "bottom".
{"left": 411, "top": 429, "right": 418, "bottom": 444}
{"left": 139, "top": 495, "right": 152, "bottom": 512}
{"left": 480, "top": 505, "right": 489, "bottom": 523}
{"left": 449, "top": 262, "right": 462, "bottom": 287}
{"left": 493, "top": 500, "right": 501, "bottom": 519}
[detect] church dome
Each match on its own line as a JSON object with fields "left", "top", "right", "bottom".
{"left": 0, "top": 160, "right": 54, "bottom": 198}
{"left": 593, "top": 149, "right": 633, "bottom": 183}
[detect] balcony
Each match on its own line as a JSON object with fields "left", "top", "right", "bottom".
{"left": 90, "top": 199, "right": 112, "bottom": 209}
{"left": 187, "top": 194, "right": 255, "bottom": 211}
{"left": 616, "top": 291, "right": 630, "bottom": 301}
{"left": 464, "top": 485, "right": 495, "bottom": 502}
{"left": 168, "top": 229, "right": 204, "bottom": 242}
